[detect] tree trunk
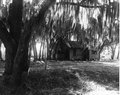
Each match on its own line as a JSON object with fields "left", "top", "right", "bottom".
{"left": 3, "top": 46, "right": 16, "bottom": 75}
{"left": 0, "top": 0, "right": 56, "bottom": 86}
{"left": 39, "top": 43, "right": 42, "bottom": 60}
{"left": 0, "top": 20, "right": 17, "bottom": 76}
{"left": 47, "top": 39, "right": 49, "bottom": 60}
{"left": 111, "top": 44, "right": 117, "bottom": 60}
{"left": 114, "top": 44, "right": 119, "bottom": 60}
{"left": 33, "top": 44, "right": 37, "bottom": 61}
{"left": 0, "top": 41, "right": 1, "bottom": 61}
{"left": 10, "top": 48, "right": 29, "bottom": 86}
{"left": 42, "top": 41, "right": 44, "bottom": 59}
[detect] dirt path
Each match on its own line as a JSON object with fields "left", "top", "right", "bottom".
{"left": 96, "top": 60, "right": 119, "bottom": 67}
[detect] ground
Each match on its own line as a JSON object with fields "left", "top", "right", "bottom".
{"left": 0, "top": 60, "right": 119, "bottom": 95}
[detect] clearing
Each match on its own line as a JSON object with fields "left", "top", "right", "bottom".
{"left": 0, "top": 60, "right": 119, "bottom": 95}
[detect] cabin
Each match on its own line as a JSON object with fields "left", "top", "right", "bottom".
{"left": 52, "top": 39, "right": 84, "bottom": 60}
{"left": 82, "top": 49, "right": 100, "bottom": 60}
{"left": 52, "top": 39, "right": 99, "bottom": 61}
{"left": 62, "top": 40, "right": 84, "bottom": 60}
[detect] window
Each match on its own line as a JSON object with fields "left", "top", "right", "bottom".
{"left": 92, "top": 50, "right": 97, "bottom": 54}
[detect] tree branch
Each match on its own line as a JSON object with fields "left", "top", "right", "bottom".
{"left": 0, "top": 20, "right": 15, "bottom": 49}
{"left": 8, "top": 0, "right": 23, "bottom": 43}
{"left": 33, "top": 0, "right": 56, "bottom": 26}
{"left": 21, "top": 0, "right": 56, "bottom": 47}
{"left": 57, "top": 2, "right": 108, "bottom": 8}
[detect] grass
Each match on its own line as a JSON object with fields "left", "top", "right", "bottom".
{"left": 0, "top": 69, "right": 87, "bottom": 95}
{"left": 0, "top": 61, "right": 119, "bottom": 95}
{"left": 26, "top": 69, "right": 86, "bottom": 95}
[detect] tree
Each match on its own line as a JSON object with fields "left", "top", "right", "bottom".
{"left": 0, "top": 0, "right": 55, "bottom": 86}
{"left": 44, "top": 0, "right": 119, "bottom": 59}
{"left": 0, "top": 40, "right": 2, "bottom": 61}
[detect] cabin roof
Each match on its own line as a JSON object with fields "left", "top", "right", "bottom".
{"left": 65, "top": 40, "right": 83, "bottom": 49}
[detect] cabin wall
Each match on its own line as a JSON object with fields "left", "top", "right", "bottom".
{"left": 69, "top": 49, "right": 82, "bottom": 60}
{"left": 69, "top": 49, "right": 73, "bottom": 60}
{"left": 89, "top": 50, "right": 99, "bottom": 60}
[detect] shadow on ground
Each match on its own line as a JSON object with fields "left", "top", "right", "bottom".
{"left": 0, "top": 61, "right": 119, "bottom": 95}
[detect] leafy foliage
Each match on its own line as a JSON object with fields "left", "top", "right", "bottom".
{"left": 0, "top": 0, "right": 119, "bottom": 60}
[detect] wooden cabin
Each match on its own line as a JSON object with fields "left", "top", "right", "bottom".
{"left": 52, "top": 39, "right": 84, "bottom": 60}
{"left": 52, "top": 39, "right": 99, "bottom": 61}
{"left": 79, "top": 48, "right": 99, "bottom": 61}
{"left": 65, "top": 41, "right": 83, "bottom": 60}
